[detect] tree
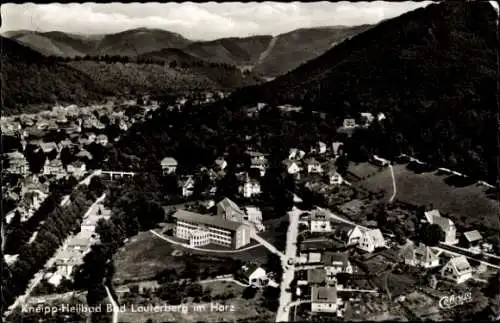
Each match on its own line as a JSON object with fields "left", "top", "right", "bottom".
{"left": 25, "top": 147, "right": 46, "bottom": 174}
{"left": 420, "top": 223, "right": 444, "bottom": 246}
{"left": 242, "top": 286, "right": 257, "bottom": 299}
{"left": 88, "top": 176, "right": 104, "bottom": 197}
{"left": 335, "top": 154, "right": 349, "bottom": 176}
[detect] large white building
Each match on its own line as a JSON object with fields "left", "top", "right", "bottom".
{"left": 172, "top": 209, "right": 252, "bottom": 249}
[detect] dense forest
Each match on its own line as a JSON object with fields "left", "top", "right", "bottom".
{"left": 225, "top": 2, "right": 500, "bottom": 183}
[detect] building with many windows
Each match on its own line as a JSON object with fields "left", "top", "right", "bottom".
{"left": 171, "top": 209, "right": 251, "bottom": 249}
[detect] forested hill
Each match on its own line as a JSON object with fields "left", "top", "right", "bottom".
{"left": 1, "top": 37, "right": 260, "bottom": 115}
{"left": 227, "top": 2, "right": 499, "bottom": 183}
{"left": 1, "top": 37, "right": 105, "bottom": 115}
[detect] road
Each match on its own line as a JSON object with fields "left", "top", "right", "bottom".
{"left": 251, "top": 232, "right": 286, "bottom": 259}
{"left": 434, "top": 244, "right": 500, "bottom": 269}
{"left": 276, "top": 207, "right": 301, "bottom": 322}
{"left": 105, "top": 285, "right": 119, "bottom": 323}
{"left": 199, "top": 277, "right": 249, "bottom": 287}
{"left": 4, "top": 191, "right": 106, "bottom": 318}
{"left": 149, "top": 230, "right": 264, "bottom": 253}
{"left": 388, "top": 164, "right": 397, "bottom": 203}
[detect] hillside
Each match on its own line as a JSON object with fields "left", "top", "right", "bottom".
{"left": 1, "top": 37, "right": 105, "bottom": 115}
{"left": 228, "top": 2, "right": 499, "bottom": 182}
{"left": 4, "top": 26, "right": 371, "bottom": 77}
{"left": 253, "top": 25, "right": 373, "bottom": 77}
{"left": 1, "top": 38, "right": 260, "bottom": 115}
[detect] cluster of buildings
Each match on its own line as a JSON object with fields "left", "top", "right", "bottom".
{"left": 46, "top": 202, "right": 111, "bottom": 285}
{"left": 342, "top": 112, "right": 386, "bottom": 129}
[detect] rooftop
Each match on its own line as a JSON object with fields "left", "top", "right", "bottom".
{"left": 170, "top": 209, "right": 244, "bottom": 232}
{"left": 312, "top": 286, "right": 337, "bottom": 303}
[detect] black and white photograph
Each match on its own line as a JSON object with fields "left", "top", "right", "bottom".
{"left": 1, "top": 1, "right": 499, "bottom": 322}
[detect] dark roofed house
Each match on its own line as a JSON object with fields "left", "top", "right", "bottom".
{"left": 460, "top": 230, "right": 483, "bottom": 248}
{"left": 311, "top": 286, "right": 341, "bottom": 313}
{"left": 322, "top": 252, "right": 353, "bottom": 275}
{"left": 217, "top": 197, "right": 245, "bottom": 223}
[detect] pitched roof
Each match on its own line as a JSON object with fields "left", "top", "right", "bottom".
{"left": 40, "top": 142, "right": 58, "bottom": 153}
{"left": 241, "top": 264, "right": 264, "bottom": 279}
{"left": 365, "top": 229, "right": 385, "bottom": 248}
{"left": 425, "top": 209, "right": 454, "bottom": 231}
{"left": 312, "top": 286, "right": 337, "bottom": 303}
{"left": 308, "top": 268, "right": 326, "bottom": 284}
{"left": 161, "top": 157, "right": 178, "bottom": 166}
{"left": 322, "top": 252, "right": 349, "bottom": 268}
{"left": 217, "top": 198, "right": 243, "bottom": 214}
{"left": 402, "top": 242, "right": 438, "bottom": 264}
{"left": 448, "top": 256, "right": 472, "bottom": 274}
{"left": 170, "top": 209, "right": 243, "bottom": 232}
{"left": 463, "top": 230, "right": 482, "bottom": 242}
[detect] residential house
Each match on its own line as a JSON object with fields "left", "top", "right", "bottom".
{"left": 96, "top": 134, "right": 108, "bottom": 146}
{"left": 43, "top": 159, "right": 64, "bottom": 176}
{"left": 401, "top": 243, "right": 440, "bottom": 268}
{"left": 241, "top": 264, "right": 267, "bottom": 286}
{"left": 360, "top": 112, "right": 375, "bottom": 127}
{"left": 460, "top": 230, "right": 483, "bottom": 248}
{"left": 67, "top": 161, "right": 87, "bottom": 178}
{"left": 311, "top": 141, "right": 327, "bottom": 154}
{"left": 161, "top": 157, "right": 178, "bottom": 175}
{"left": 217, "top": 197, "right": 246, "bottom": 223}
{"left": 55, "top": 248, "right": 84, "bottom": 279}
{"left": 331, "top": 142, "right": 343, "bottom": 157}
{"left": 247, "top": 152, "right": 268, "bottom": 177}
{"left": 289, "top": 148, "right": 305, "bottom": 160}
{"left": 40, "top": 142, "right": 59, "bottom": 154}
{"left": 440, "top": 256, "right": 473, "bottom": 284}
{"left": 371, "top": 155, "right": 390, "bottom": 167}
{"left": 322, "top": 252, "right": 353, "bottom": 275}
{"left": 5, "top": 151, "right": 29, "bottom": 174}
{"left": 214, "top": 157, "right": 227, "bottom": 171}
{"left": 240, "top": 178, "right": 261, "bottom": 198}
{"left": 342, "top": 118, "right": 357, "bottom": 129}
{"left": 244, "top": 206, "right": 265, "bottom": 232}
{"left": 308, "top": 268, "right": 337, "bottom": 286}
{"left": 335, "top": 225, "right": 364, "bottom": 246}
{"left": 358, "top": 229, "right": 386, "bottom": 253}
{"left": 377, "top": 112, "right": 386, "bottom": 121}
{"left": 180, "top": 176, "right": 195, "bottom": 197}
{"left": 311, "top": 286, "right": 342, "bottom": 314}
{"left": 327, "top": 169, "right": 343, "bottom": 185}
{"left": 283, "top": 159, "right": 302, "bottom": 176}
{"left": 304, "top": 158, "right": 324, "bottom": 174}
{"left": 424, "top": 209, "right": 458, "bottom": 245}
{"left": 310, "top": 210, "right": 333, "bottom": 233}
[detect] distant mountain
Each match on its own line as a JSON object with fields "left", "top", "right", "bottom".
{"left": 3, "top": 26, "right": 371, "bottom": 77}
{"left": 228, "top": 2, "right": 499, "bottom": 182}
{"left": 1, "top": 37, "right": 260, "bottom": 115}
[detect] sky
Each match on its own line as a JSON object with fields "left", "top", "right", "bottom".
{"left": 1, "top": 2, "right": 436, "bottom": 40}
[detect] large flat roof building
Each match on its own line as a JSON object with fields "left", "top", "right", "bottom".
{"left": 170, "top": 209, "right": 251, "bottom": 249}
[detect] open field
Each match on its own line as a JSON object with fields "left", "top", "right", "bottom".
{"left": 355, "top": 164, "right": 500, "bottom": 231}
{"left": 348, "top": 162, "right": 383, "bottom": 180}
{"left": 113, "top": 230, "right": 271, "bottom": 284}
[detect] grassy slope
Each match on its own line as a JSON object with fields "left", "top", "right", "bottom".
{"left": 357, "top": 164, "right": 500, "bottom": 231}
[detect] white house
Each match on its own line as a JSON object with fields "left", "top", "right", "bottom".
{"left": 311, "top": 141, "right": 327, "bottom": 154}
{"left": 440, "top": 256, "right": 473, "bottom": 284}
{"left": 240, "top": 179, "right": 261, "bottom": 198}
{"left": 55, "top": 248, "right": 84, "bottom": 279}
{"left": 402, "top": 243, "right": 440, "bottom": 268}
{"left": 181, "top": 177, "right": 195, "bottom": 197}
{"left": 311, "top": 286, "right": 342, "bottom": 314}
{"left": 342, "top": 118, "right": 357, "bottom": 129}
{"left": 304, "top": 158, "right": 324, "bottom": 174}
{"left": 241, "top": 264, "right": 267, "bottom": 286}
{"left": 244, "top": 206, "right": 265, "bottom": 232}
{"left": 215, "top": 157, "right": 227, "bottom": 171}
{"left": 289, "top": 148, "right": 306, "bottom": 160}
{"left": 360, "top": 112, "right": 375, "bottom": 126}
{"left": 43, "top": 159, "right": 64, "bottom": 176}
{"left": 161, "top": 157, "right": 178, "bottom": 175}
{"left": 358, "top": 229, "right": 386, "bottom": 253}
{"left": 335, "top": 225, "right": 364, "bottom": 246}
{"left": 67, "top": 161, "right": 86, "bottom": 178}
{"left": 424, "top": 209, "right": 458, "bottom": 245}
{"left": 283, "top": 159, "right": 302, "bottom": 175}
{"left": 310, "top": 210, "right": 333, "bottom": 233}
{"left": 331, "top": 142, "right": 343, "bottom": 157}
{"left": 328, "top": 170, "right": 343, "bottom": 185}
